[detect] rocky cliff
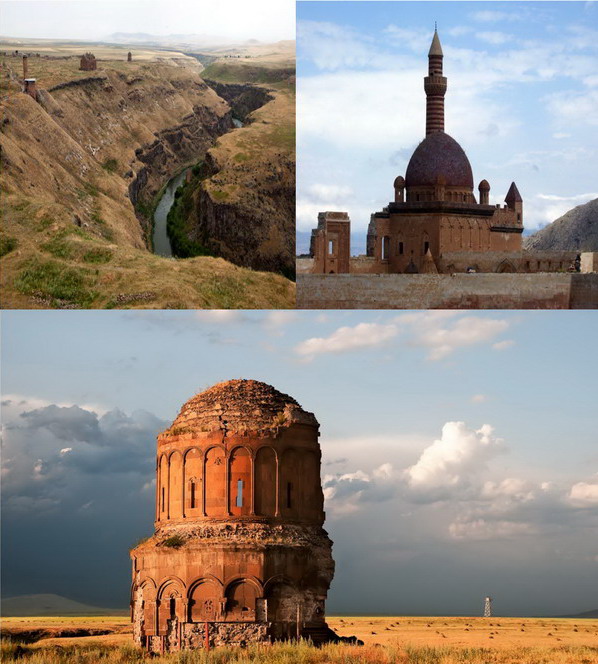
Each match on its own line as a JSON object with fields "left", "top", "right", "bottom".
{"left": 525, "top": 198, "right": 598, "bottom": 252}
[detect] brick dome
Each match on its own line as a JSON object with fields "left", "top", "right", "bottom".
{"left": 405, "top": 132, "right": 474, "bottom": 189}
{"left": 165, "top": 379, "right": 317, "bottom": 435}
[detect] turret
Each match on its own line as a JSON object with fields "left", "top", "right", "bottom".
{"left": 505, "top": 181, "right": 523, "bottom": 224}
{"left": 394, "top": 175, "right": 405, "bottom": 203}
{"left": 478, "top": 179, "right": 490, "bottom": 205}
{"left": 424, "top": 29, "right": 447, "bottom": 135}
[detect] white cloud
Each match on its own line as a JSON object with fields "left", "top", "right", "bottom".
{"left": 405, "top": 422, "right": 505, "bottom": 498}
{"left": 59, "top": 448, "right": 72, "bottom": 456}
{"left": 471, "top": 10, "right": 518, "bottom": 23}
{"left": 294, "top": 322, "right": 398, "bottom": 360}
{"left": 471, "top": 394, "right": 488, "bottom": 403}
{"left": 263, "top": 311, "right": 297, "bottom": 330}
{"left": 195, "top": 311, "right": 246, "bottom": 323}
{"left": 323, "top": 463, "right": 396, "bottom": 514}
{"left": 477, "top": 31, "right": 512, "bottom": 45}
{"left": 410, "top": 316, "right": 510, "bottom": 361}
{"left": 544, "top": 88, "right": 598, "bottom": 126}
{"left": 569, "top": 478, "right": 598, "bottom": 506}
{"left": 492, "top": 339, "right": 515, "bottom": 351}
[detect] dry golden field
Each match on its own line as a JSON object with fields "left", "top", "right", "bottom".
{"left": 2, "top": 615, "right": 598, "bottom": 663}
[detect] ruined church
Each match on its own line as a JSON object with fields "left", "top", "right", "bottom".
{"left": 130, "top": 379, "right": 336, "bottom": 652}
{"left": 309, "top": 31, "right": 576, "bottom": 276}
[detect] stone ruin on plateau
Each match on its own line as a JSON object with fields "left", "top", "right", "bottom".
{"left": 79, "top": 53, "right": 97, "bottom": 71}
{"left": 130, "top": 379, "right": 342, "bottom": 652}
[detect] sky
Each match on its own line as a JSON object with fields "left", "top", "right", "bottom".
{"left": 297, "top": 1, "right": 598, "bottom": 253}
{"left": 0, "top": 0, "right": 295, "bottom": 42}
{"left": 2, "top": 309, "right": 597, "bottom": 617}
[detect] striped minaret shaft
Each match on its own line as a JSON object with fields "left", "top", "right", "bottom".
{"left": 424, "top": 30, "right": 447, "bottom": 136}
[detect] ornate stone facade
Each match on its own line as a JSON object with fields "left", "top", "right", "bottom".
{"left": 130, "top": 380, "right": 336, "bottom": 652}
{"left": 309, "top": 31, "right": 546, "bottom": 276}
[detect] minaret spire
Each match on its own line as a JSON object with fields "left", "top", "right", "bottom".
{"left": 424, "top": 29, "right": 447, "bottom": 135}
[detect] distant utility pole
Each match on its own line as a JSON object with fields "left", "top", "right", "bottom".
{"left": 484, "top": 596, "right": 493, "bottom": 617}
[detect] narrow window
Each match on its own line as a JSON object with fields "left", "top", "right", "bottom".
{"left": 161, "top": 487, "right": 165, "bottom": 512}
{"left": 399, "top": 241, "right": 404, "bottom": 255}
{"left": 236, "top": 479, "right": 244, "bottom": 507}
{"left": 169, "top": 597, "right": 176, "bottom": 619}
{"left": 190, "top": 481, "right": 196, "bottom": 509}
{"left": 424, "top": 241, "right": 430, "bottom": 255}
{"left": 328, "top": 240, "right": 334, "bottom": 255}
{"left": 517, "top": 213, "right": 521, "bottom": 221}
{"left": 416, "top": 194, "right": 420, "bottom": 201}
{"left": 286, "top": 482, "right": 293, "bottom": 509}
{"left": 382, "top": 236, "right": 390, "bottom": 260}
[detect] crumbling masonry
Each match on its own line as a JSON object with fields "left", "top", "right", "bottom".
{"left": 130, "top": 380, "right": 336, "bottom": 652}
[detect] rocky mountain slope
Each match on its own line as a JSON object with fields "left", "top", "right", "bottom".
{"left": 0, "top": 51, "right": 294, "bottom": 308}
{"left": 524, "top": 198, "right": 598, "bottom": 251}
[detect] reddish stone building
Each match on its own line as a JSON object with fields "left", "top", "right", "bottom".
{"left": 80, "top": 52, "right": 97, "bottom": 71}
{"left": 130, "top": 380, "right": 335, "bottom": 651}
{"left": 310, "top": 30, "right": 529, "bottom": 275}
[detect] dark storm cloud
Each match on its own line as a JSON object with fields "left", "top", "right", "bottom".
{"left": 1, "top": 399, "right": 167, "bottom": 606}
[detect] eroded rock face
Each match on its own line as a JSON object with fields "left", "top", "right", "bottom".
{"left": 204, "top": 81, "right": 273, "bottom": 122}
{"left": 130, "top": 380, "right": 335, "bottom": 651}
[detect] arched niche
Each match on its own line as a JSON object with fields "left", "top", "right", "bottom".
{"left": 301, "top": 450, "right": 321, "bottom": 519}
{"left": 169, "top": 451, "right": 183, "bottom": 519}
{"left": 189, "top": 579, "right": 222, "bottom": 622}
{"left": 229, "top": 446, "right": 252, "bottom": 516}
{"left": 280, "top": 448, "right": 301, "bottom": 519}
{"left": 205, "top": 447, "right": 226, "bottom": 516}
{"left": 184, "top": 448, "right": 202, "bottom": 513}
{"left": 158, "top": 455, "right": 168, "bottom": 519}
{"left": 255, "top": 446, "right": 276, "bottom": 517}
{"left": 157, "top": 580, "right": 184, "bottom": 634}
{"left": 265, "top": 580, "right": 299, "bottom": 623}
{"left": 225, "top": 579, "right": 259, "bottom": 621}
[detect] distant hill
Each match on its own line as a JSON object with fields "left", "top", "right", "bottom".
{"left": 558, "top": 608, "right": 598, "bottom": 619}
{"left": 1, "top": 593, "right": 127, "bottom": 617}
{"left": 524, "top": 198, "right": 598, "bottom": 251}
{"left": 106, "top": 32, "right": 233, "bottom": 48}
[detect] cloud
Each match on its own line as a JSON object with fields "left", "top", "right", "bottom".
{"left": 293, "top": 313, "right": 511, "bottom": 362}
{"left": 405, "top": 422, "right": 505, "bottom": 501}
{"left": 492, "top": 340, "right": 515, "bottom": 351}
{"left": 294, "top": 322, "right": 399, "bottom": 360}
{"left": 263, "top": 310, "right": 298, "bottom": 332}
{"left": 449, "top": 517, "right": 538, "bottom": 540}
{"left": 569, "top": 478, "right": 598, "bottom": 506}
{"left": 323, "top": 463, "right": 397, "bottom": 514}
{"left": 195, "top": 310, "right": 248, "bottom": 323}
{"left": 409, "top": 315, "right": 510, "bottom": 361}
{"left": 477, "top": 31, "right": 512, "bottom": 45}
{"left": 471, "top": 394, "right": 488, "bottom": 403}
{"left": 1, "top": 398, "right": 167, "bottom": 514}
{"left": 470, "top": 10, "right": 518, "bottom": 23}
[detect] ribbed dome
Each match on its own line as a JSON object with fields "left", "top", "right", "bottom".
{"left": 405, "top": 132, "right": 474, "bottom": 189}
{"left": 166, "top": 379, "right": 317, "bottom": 435}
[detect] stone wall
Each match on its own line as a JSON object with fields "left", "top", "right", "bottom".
{"left": 296, "top": 273, "right": 598, "bottom": 309}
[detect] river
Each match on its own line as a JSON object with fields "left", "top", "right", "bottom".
{"left": 152, "top": 169, "right": 189, "bottom": 257}
{"left": 152, "top": 120, "right": 242, "bottom": 257}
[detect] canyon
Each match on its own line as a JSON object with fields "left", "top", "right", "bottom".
{"left": 0, "top": 42, "right": 295, "bottom": 308}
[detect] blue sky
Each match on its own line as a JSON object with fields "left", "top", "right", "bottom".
{"left": 297, "top": 1, "right": 598, "bottom": 252}
{"left": 2, "top": 310, "right": 597, "bottom": 615}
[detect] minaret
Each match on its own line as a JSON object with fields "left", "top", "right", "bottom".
{"left": 424, "top": 28, "right": 447, "bottom": 136}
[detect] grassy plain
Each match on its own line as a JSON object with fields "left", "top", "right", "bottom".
{"left": 2, "top": 616, "right": 597, "bottom": 663}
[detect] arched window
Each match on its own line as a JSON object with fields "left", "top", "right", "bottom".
{"left": 398, "top": 241, "right": 404, "bottom": 255}
{"left": 190, "top": 480, "right": 196, "bottom": 509}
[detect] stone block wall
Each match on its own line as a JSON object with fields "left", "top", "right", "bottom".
{"left": 296, "top": 273, "right": 598, "bottom": 309}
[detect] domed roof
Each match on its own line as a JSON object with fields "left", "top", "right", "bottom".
{"left": 394, "top": 175, "right": 405, "bottom": 187}
{"left": 478, "top": 179, "right": 490, "bottom": 191}
{"left": 405, "top": 132, "right": 474, "bottom": 189}
{"left": 165, "top": 379, "right": 317, "bottom": 436}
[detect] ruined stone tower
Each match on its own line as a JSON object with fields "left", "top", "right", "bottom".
{"left": 80, "top": 52, "right": 97, "bottom": 71}
{"left": 130, "top": 380, "right": 335, "bottom": 652}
